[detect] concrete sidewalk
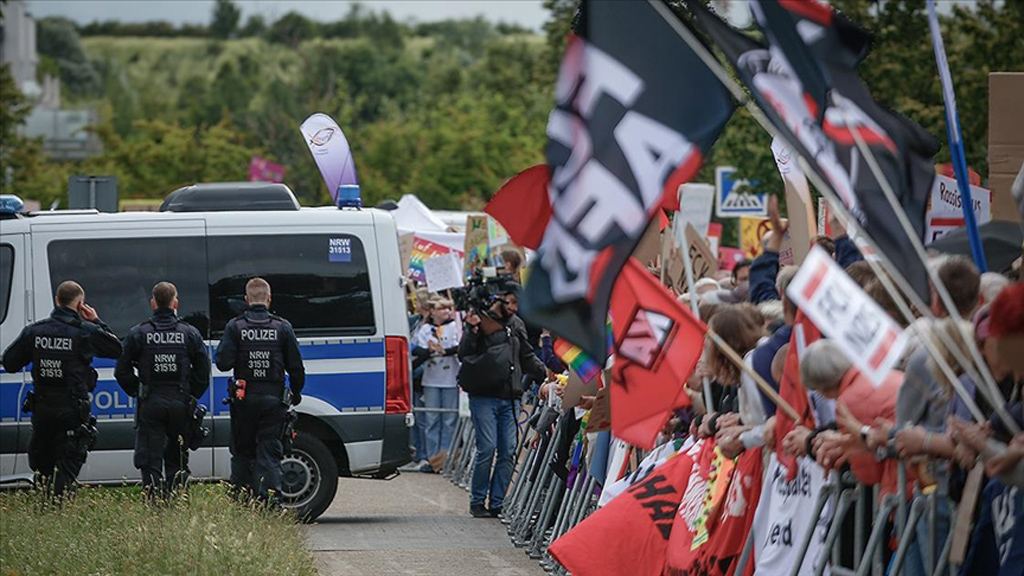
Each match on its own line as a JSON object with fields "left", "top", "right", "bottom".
{"left": 306, "top": 473, "right": 545, "bottom": 576}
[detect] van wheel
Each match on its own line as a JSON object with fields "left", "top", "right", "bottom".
{"left": 280, "top": 431, "right": 338, "bottom": 522}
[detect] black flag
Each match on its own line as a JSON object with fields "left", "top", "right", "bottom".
{"left": 751, "top": 0, "right": 938, "bottom": 301}
{"left": 689, "top": 0, "right": 937, "bottom": 302}
{"left": 520, "top": 0, "right": 735, "bottom": 359}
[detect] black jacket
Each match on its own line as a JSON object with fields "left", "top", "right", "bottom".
{"left": 214, "top": 304, "right": 305, "bottom": 395}
{"left": 2, "top": 306, "right": 122, "bottom": 398}
{"left": 457, "top": 315, "right": 545, "bottom": 400}
{"left": 114, "top": 308, "right": 211, "bottom": 399}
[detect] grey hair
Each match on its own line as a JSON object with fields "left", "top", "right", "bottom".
{"left": 758, "top": 300, "right": 784, "bottom": 324}
{"left": 800, "top": 340, "right": 853, "bottom": 392}
{"left": 979, "top": 272, "right": 1010, "bottom": 304}
{"left": 776, "top": 265, "right": 799, "bottom": 296}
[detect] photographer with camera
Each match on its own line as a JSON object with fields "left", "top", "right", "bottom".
{"left": 457, "top": 281, "right": 547, "bottom": 519}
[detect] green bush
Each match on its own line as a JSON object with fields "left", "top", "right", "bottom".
{"left": 0, "top": 484, "right": 317, "bottom": 576}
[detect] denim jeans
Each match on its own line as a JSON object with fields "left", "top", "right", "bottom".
{"left": 469, "top": 395, "right": 518, "bottom": 509}
{"left": 902, "top": 495, "right": 951, "bottom": 576}
{"left": 423, "top": 386, "right": 458, "bottom": 459}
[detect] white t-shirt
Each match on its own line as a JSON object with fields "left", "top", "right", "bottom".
{"left": 414, "top": 320, "right": 462, "bottom": 388}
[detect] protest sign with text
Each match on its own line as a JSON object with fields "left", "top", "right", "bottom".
{"left": 684, "top": 223, "right": 718, "bottom": 280}
{"left": 751, "top": 454, "right": 832, "bottom": 576}
{"left": 423, "top": 252, "right": 465, "bottom": 293}
{"left": 787, "top": 247, "right": 908, "bottom": 386}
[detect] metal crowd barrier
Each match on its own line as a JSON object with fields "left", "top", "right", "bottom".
{"left": 442, "top": 406, "right": 957, "bottom": 576}
{"left": 441, "top": 399, "right": 600, "bottom": 575}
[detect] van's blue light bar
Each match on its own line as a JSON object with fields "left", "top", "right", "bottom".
{"left": 0, "top": 195, "right": 25, "bottom": 215}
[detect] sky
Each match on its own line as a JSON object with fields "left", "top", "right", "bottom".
{"left": 26, "top": 1, "right": 551, "bottom": 31}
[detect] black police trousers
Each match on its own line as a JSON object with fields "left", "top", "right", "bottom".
{"left": 29, "top": 400, "right": 88, "bottom": 497}
{"left": 135, "top": 389, "right": 191, "bottom": 494}
{"left": 229, "top": 393, "right": 286, "bottom": 501}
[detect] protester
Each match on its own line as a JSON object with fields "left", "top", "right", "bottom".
{"left": 792, "top": 340, "right": 903, "bottom": 492}
{"left": 413, "top": 297, "right": 462, "bottom": 472}
{"left": 404, "top": 287, "right": 432, "bottom": 469}
{"left": 731, "top": 259, "right": 751, "bottom": 292}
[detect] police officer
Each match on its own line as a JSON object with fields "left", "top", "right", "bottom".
{"left": 215, "top": 277, "right": 304, "bottom": 503}
{"left": 1, "top": 281, "right": 122, "bottom": 496}
{"left": 115, "top": 282, "right": 210, "bottom": 497}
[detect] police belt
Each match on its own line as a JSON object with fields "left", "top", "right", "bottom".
{"left": 244, "top": 381, "right": 286, "bottom": 397}
{"left": 145, "top": 381, "right": 188, "bottom": 394}
{"left": 32, "top": 385, "right": 83, "bottom": 402}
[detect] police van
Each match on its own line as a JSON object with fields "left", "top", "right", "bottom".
{"left": 0, "top": 184, "right": 412, "bottom": 520}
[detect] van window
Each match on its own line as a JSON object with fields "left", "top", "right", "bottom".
{"left": 0, "top": 244, "right": 13, "bottom": 323}
{"left": 208, "top": 234, "right": 375, "bottom": 337}
{"left": 47, "top": 237, "right": 210, "bottom": 337}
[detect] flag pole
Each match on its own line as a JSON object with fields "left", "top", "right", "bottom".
{"left": 705, "top": 328, "right": 801, "bottom": 423}
{"left": 648, "top": 0, "right": 1002, "bottom": 429}
{"left": 675, "top": 215, "right": 717, "bottom": 413}
{"left": 927, "top": 0, "right": 987, "bottom": 272}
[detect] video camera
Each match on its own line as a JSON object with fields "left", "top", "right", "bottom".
{"left": 452, "top": 267, "right": 519, "bottom": 314}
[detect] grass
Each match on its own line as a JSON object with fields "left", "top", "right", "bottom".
{"left": 0, "top": 484, "right": 318, "bottom": 576}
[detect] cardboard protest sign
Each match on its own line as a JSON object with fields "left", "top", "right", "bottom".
{"left": 464, "top": 215, "right": 489, "bottom": 273}
{"left": 665, "top": 244, "right": 687, "bottom": 293}
{"left": 399, "top": 233, "right": 414, "bottom": 279}
{"left": 562, "top": 370, "right": 601, "bottom": 408}
{"left": 488, "top": 217, "right": 510, "bottom": 247}
{"left": 684, "top": 223, "right": 718, "bottom": 280}
{"left": 585, "top": 386, "right": 611, "bottom": 433}
{"left": 773, "top": 137, "right": 816, "bottom": 264}
{"left": 632, "top": 217, "right": 663, "bottom": 268}
{"left": 423, "top": 252, "right": 465, "bottom": 293}
{"left": 784, "top": 179, "right": 814, "bottom": 265}
{"left": 787, "top": 246, "right": 909, "bottom": 386}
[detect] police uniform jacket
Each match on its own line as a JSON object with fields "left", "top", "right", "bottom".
{"left": 2, "top": 306, "right": 122, "bottom": 399}
{"left": 114, "top": 308, "right": 210, "bottom": 399}
{"left": 214, "top": 304, "right": 305, "bottom": 396}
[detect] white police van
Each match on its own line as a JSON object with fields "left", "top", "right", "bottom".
{"left": 0, "top": 184, "right": 413, "bottom": 520}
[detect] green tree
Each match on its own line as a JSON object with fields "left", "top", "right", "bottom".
{"left": 240, "top": 14, "right": 267, "bottom": 37}
{"left": 267, "top": 12, "right": 317, "bottom": 48}
{"left": 79, "top": 119, "right": 264, "bottom": 198}
{"left": 210, "top": 0, "right": 241, "bottom": 39}
{"left": 36, "top": 17, "right": 101, "bottom": 98}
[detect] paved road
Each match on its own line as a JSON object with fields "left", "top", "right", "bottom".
{"left": 306, "top": 473, "right": 546, "bottom": 576}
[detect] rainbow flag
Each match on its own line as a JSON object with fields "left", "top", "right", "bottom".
{"left": 553, "top": 338, "right": 601, "bottom": 384}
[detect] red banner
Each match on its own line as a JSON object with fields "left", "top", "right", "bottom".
{"left": 549, "top": 449, "right": 696, "bottom": 576}
{"left": 610, "top": 259, "right": 705, "bottom": 448}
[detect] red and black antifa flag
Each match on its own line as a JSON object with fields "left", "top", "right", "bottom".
{"left": 688, "top": 0, "right": 938, "bottom": 302}
{"left": 517, "top": 0, "right": 734, "bottom": 360}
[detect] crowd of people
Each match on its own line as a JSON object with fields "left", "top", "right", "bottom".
{"left": 539, "top": 201, "right": 1024, "bottom": 573}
